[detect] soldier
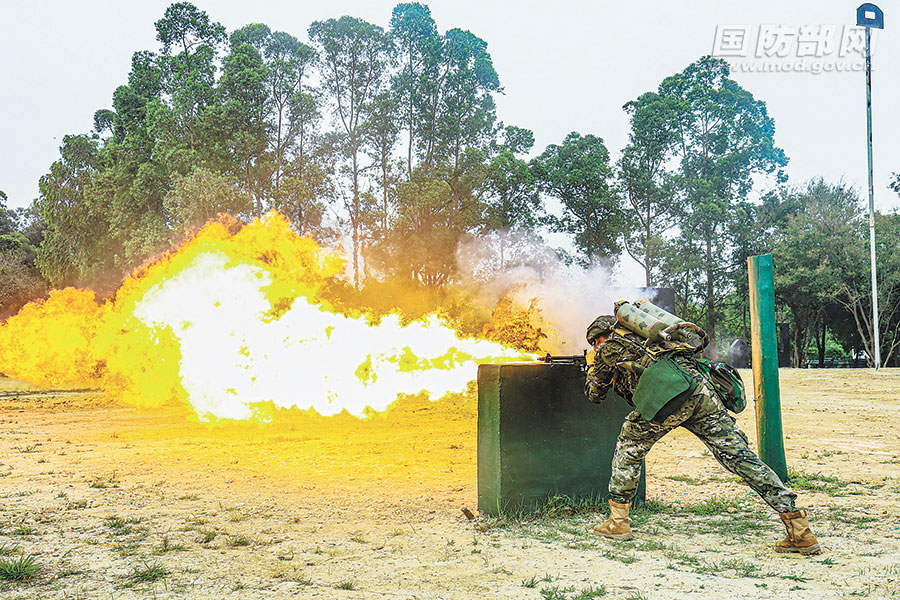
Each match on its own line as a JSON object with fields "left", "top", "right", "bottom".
{"left": 584, "top": 315, "right": 821, "bottom": 555}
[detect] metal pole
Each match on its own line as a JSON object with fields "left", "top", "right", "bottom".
{"left": 747, "top": 254, "right": 788, "bottom": 482}
{"left": 865, "top": 26, "right": 882, "bottom": 370}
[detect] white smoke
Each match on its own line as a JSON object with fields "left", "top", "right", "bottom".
{"left": 456, "top": 230, "right": 648, "bottom": 353}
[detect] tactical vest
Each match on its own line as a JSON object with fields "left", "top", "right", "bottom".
{"left": 607, "top": 327, "right": 702, "bottom": 422}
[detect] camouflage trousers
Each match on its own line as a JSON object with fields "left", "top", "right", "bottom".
{"left": 608, "top": 383, "right": 798, "bottom": 513}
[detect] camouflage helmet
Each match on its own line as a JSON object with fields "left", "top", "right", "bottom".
{"left": 586, "top": 315, "right": 616, "bottom": 344}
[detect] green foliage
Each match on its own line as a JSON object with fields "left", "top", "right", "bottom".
{"left": 483, "top": 147, "right": 540, "bottom": 232}
{"left": 0, "top": 191, "right": 17, "bottom": 235}
{"left": 770, "top": 179, "right": 863, "bottom": 366}
{"left": 28, "top": 2, "right": 520, "bottom": 298}
{"left": 390, "top": 2, "right": 440, "bottom": 174}
{"left": 533, "top": 132, "right": 624, "bottom": 263}
{"left": 0, "top": 194, "right": 46, "bottom": 318}
{"left": 0, "top": 553, "right": 41, "bottom": 581}
{"left": 164, "top": 168, "right": 253, "bottom": 231}
{"left": 642, "top": 56, "right": 787, "bottom": 354}
{"left": 618, "top": 92, "right": 682, "bottom": 285}
{"left": 380, "top": 168, "right": 463, "bottom": 286}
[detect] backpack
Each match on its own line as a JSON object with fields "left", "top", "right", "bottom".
{"left": 695, "top": 359, "right": 746, "bottom": 413}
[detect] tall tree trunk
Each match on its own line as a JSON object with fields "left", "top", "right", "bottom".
{"left": 352, "top": 147, "right": 360, "bottom": 290}
{"left": 817, "top": 315, "right": 827, "bottom": 367}
{"left": 705, "top": 236, "right": 716, "bottom": 360}
{"left": 381, "top": 153, "right": 389, "bottom": 232}
{"left": 645, "top": 205, "right": 652, "bottom": 287}
{"left": 789, "top": 305, "right": 805, "bottom": 368}
{"left": 275, "top": 107, "right": 283, "bottom": 193}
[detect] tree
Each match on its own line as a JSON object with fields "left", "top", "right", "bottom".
{"left": 656, "top": 56, "right": 787, "bottom": 357}
{"left": 163, "top": 168, "right": 253, "bottom": 231}
{"left": 771, "top": 179, "right": 862, "bottom": 367}
{"left": 0, "top": 191, "right": 46, "bottom": 317}
{"left": 836, "top": 212, "right": 900, "bottom": 367}
{"left": 309, "top": 16, "right": 390, "bottom": 289}
{"left": 154, "top": 2, "right": 226, "bottom": 151}
{"left": 533, "top": 132, "right": 625, "bottom": 264}
{"left": 34, "top": 135, "right": 113, "bottom": 288}
{"left": 387, "top": 169, "right": 468, "bottom": 287}
{"left": 230, "top": 25, "right": 319, "bottom": 200}
{"left": 618, "top": 92, "right": 681, "bottom": 286}
{"left": 363, "top": 90, "right": 402, "bottom": 237}
{"left": 480, "top": 126, "right": 541, "bottom": 270}
{"left": 390, "top": 2, "right": 440, "bottom": 175}
{"left": 0, "top": 191, "right": 17, "bottom": 235}
{"left": 214, "top": 40, "right": 270, "bottom": 214}
{"left": 433, "top": 28, "right": 500, "bottom": 189}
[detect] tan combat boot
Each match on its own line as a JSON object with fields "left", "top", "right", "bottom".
{"left": 592, "top": 500, "right": 633, "bottom": 540}
{"left": 775, "top": 509, "right": 821, "bottom": 555}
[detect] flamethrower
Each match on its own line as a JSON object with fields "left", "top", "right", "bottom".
{"left": 536, "top": 351, "right": 588, "bottom": 370}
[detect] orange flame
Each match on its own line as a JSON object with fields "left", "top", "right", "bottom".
{"left": 0, "top": 212, "right": 535, "bottom": 420}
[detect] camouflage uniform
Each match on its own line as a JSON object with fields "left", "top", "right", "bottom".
{"left": 585, "top": 331, "right": 798, "bottom": 514}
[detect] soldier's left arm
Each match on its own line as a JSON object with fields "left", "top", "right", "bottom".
{"left": 584, "top": 341, "right": 623, "bottom": 403}
{"left": 585, "top": 364, "right": 614, "bottom": 404}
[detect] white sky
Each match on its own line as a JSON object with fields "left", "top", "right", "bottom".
{"left": 1, "top": 0, "right": 898, "bottom": 219}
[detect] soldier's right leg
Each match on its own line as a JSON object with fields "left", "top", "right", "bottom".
{"left": 608, "top": 410, "right": 679, "bottom": 503}
{"left": 593, "top": 410, "right": 675, "bottom": 539}
{"left": 595, "top": 398, "right": 702, "bottom": 539}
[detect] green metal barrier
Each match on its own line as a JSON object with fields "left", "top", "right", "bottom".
{"left": 477, "top": 363, "right": 645, "bottom": 516}
{"left": 747, "top": 254, "right": 789, "bottom": 482}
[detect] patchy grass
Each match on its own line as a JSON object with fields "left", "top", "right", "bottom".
{"left": 105, "top": 516, "right": 129, "bottom": 534}
{"left": 272, "top": 566, "right": 313, "bottom": 584}
{"left": 2, "top": 524, "right": 38, "bottom": 537}
{"left": 335, "top": 580, "right": 357, "bottom": 590}
{"left": 665, "top": 550, "right": 767, "bottom": 579}
{"left": 0, "top": 553, "right": 42, "bottom": 581}
{"left": 197, "top": 529, "right": 217, "bottom": 545}
{"left": 226, "top": 533, "right": 253, "bottom": 547}
{"left": 153, "top": 535, "right": 187, "bottom": 554}
{"left": 827, "top": 506, "right": 878, "bottom": 528}
{"left": 820, "top": 449, "right": 847, "bottom": 458}
{"left": 537, "top": 584, "right": 605, "bottom": 600}
{"left": 601, "top": 549, "right": 637, "bottom": 564}
{"left": 125, "top": 561, "right": 168, "bottom": 586}
{"left": 703, "top": 516, "right": 769, "bottom": 540}
{"left": 540, "top": 585, "right": 575, "bottom": 599}
{"left": 680, "top": 496, "right": 747, "bottom": 516}
{"left": 574, "top": 587, "right": 606, "bottom": 599}
{"left": 55, "top": 562, "right": 84, "bottom": 578}
{"left": 789, "top": 470, "right": 850, "bottom": 495}
{"left": 618, "top": 538, "right": 670, "bottom": 552}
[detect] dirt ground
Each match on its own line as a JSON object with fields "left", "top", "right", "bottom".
{"left": 0, "top": 368, "right": 898, "bottom": 600}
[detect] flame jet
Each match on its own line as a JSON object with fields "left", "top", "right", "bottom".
{"left": 0, "top": 212, "right": 534, "bottom": 420}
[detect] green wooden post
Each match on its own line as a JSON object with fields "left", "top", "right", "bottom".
{"left": 747, "top": 254, "right": 789, "bottom": 482}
